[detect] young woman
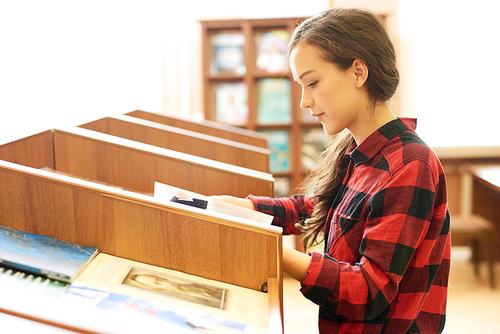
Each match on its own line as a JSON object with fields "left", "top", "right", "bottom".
{"left": 216, "top": 7, "right": 450, "bottom": 333}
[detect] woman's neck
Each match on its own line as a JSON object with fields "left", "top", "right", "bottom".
{"left": 350, "top": 101, "right": 397, "bottom": 145}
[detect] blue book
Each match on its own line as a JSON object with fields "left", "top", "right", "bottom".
{"left": 0, "top": 225, "right": 98, "bottom": 283}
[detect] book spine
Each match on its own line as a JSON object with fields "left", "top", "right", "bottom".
{"left": 0, "top": 259, "right": 70, "bottom": 282}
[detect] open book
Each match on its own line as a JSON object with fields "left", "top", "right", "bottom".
{"left": 0, "top": 225, "right": 98, "bottom": 283}
{"left": 153, "top": 182, "right": 274, "bottom": 225}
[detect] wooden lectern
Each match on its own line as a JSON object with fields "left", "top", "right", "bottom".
{"left": 0, "top": 159, "right": 283, "bottom": 332}
{"left": 0, "top": 114, "right": 283, "bottom": 332}
{"left": 125, "top": 109, "right": 269, "bottom": 149}
{"left": 79, "top": 114, "right": 270, "bottom": 173}
{"left": 0, "top": 127, "right": 273, "bottom": 198}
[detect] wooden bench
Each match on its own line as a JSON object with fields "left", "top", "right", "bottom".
{"left": 451, "top": 214, "right": 496, "bottom": 288}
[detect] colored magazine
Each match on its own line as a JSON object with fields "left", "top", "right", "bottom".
{"left": 0, "top": 225, "right": 98, "bottom": 282}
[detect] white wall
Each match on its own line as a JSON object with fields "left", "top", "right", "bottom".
{"left": 0, "top": 0, "right": 163, "bottom": 144}
{"left": 398, "top": 0, "right": 500, "bottom": 147}
{"left": 3, "top": 0, "right": 494, "bottom": 148}
{"left": 0, "top": 0, "right": 330, "bottom": 144}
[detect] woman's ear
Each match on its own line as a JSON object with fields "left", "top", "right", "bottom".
{"left": 351, "top": 59, "right": 368, "bottom": 88}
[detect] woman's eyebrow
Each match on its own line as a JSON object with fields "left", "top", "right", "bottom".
{"left": 294, "top": 70, "right": 316, "bottom": 83}
{"left": 299, "top": 70, "right": 315, "bottom": 80}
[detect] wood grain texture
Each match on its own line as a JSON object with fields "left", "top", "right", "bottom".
{"left": 0, "top": 160, "right": 282, "bottom": 292}
{"left": 126, "top": 109, "right": 268, "bottom": 148}
{"left": 0, "top": 128, "right": 274, "bottom": 198}
{"left": 0, "top": 130, "right": 54, "bottom": 169}
{"left": 0, "top": 120, "right": 282, "bottom": 331}
{"left": 79, "top": 115, "right": 270, "bottom": 173}
{"left": 53, "top": 129, "right": 272, "bottom": 197}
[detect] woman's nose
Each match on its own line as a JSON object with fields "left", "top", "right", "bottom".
{"left": 300, "top": 90, "right": 313, "bottom": 109}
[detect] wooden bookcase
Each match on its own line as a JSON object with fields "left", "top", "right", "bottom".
{"left": 200, "top": 17, "right": 329, "bottom": 197}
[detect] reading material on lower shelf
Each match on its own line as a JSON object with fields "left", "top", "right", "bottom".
{"left": 0, "top": 266, "right": 69, "bottom": 298}
{"left": 0, "top": 253, "right": 270, "bottom": 333}
{"left": 62, "top": 283, "right": 262, "bottom": 334}
{"left": 0, "top": 225, "right": 98, "bottom": 283}
{"left": 73, "top": 253, "right": 270, "bottom": 331}
{"left": 153, "top": 181, "right": 274, "bottom": 225}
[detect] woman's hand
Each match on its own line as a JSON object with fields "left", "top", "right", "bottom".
{"left": 209, "top": 195, "right": 255, "bottom": 210}
{"left": 283, "top": 245, "right": 311, "bottom": 282}
{"left": 212, "top": 195, "right": 311, "bottom": 281}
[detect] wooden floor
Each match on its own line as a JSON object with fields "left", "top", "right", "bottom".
{"left": 283, "top": 246, "right": 500, "bottom": 334}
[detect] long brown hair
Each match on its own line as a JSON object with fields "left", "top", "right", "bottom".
{"left": 289, "top": 7, "right": 400, "bottom": 249}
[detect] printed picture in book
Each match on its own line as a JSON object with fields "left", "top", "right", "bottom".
{"left": 122, "top": 267, "right": 227, "bottom": 310}
{"left": 170, "top": 190, "right": 208, "bottom": 209}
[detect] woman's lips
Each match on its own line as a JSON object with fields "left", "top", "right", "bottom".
{"left": 312, "top": 113, "right": 324, "bottom": 121}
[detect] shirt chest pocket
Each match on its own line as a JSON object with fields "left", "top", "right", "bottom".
{"left": 327, "top": 212, "right": 361, "bottom": 253}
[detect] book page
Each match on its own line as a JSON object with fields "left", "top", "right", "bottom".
{"left": 73, "top": 253, "right": 270, "bottom": 329}
{"left": 153, "top": 181, "right": 273, "bottom": 225}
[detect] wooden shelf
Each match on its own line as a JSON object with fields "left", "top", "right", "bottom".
{"left": 201, "top": 17, "right": 329, "bottom": 197}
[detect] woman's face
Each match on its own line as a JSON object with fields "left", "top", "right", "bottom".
{"left": 134, "top": 274, "right": 177, "bottom": 291}
{"left": 289, "top": 43, "right": 366, "bottom": 136}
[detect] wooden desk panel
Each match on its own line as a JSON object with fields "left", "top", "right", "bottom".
{"left": 0, "top": 159, "right": 282, "bottom": 292}
{"left": 0, "top": 128, "right": 274, "bottom": 198}
{"left": 0, "top": 131, "right": 54, "bottom": 169}
{"left": 0, "top": 159, "right": 284, "bottom": 332}
{"left": 79, "top": 115, "right": 270, "bottom": 173}
{"left": 126, "top": 109, "right": 268, "bottom": 148}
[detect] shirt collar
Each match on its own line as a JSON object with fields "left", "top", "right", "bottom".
{"left": 349, "top": 117, "right": 417, "bottom": 166}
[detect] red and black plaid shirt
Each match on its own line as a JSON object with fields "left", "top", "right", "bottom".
{"left": 248, "top": 118, "right": 451, "bottom": 333}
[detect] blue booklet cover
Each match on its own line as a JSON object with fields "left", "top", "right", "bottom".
{"left": 64, "top": 284, "right": 250, "bottom": 333}
{"left": 0, "top": 225, "right": 98, "bottom": 282}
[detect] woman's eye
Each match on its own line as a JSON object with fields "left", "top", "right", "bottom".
{"left": 308, "top": 81, "right": 318, "bottom": 88}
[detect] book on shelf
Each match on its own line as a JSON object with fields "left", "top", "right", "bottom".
{"left": 273, "top": 176, "right": 291, "bottom": 198}
{"left": 215, "top": 81, "right": 249, "bottom": 126}
{"left": 0, "top": 225, "right": 98, "bottom": 283}
{"left": 259, "top": 130, "right": 290, "bottom": 173}
{"left": 71, "top": 253, "right": 270, "bottom": 332}
{"left": 301, "top": 128, "right": 330, "bottom": 171}
{"left": 257, "top": 78, "right": 291, "bottom": 125}
{"left": 255, "top": 29, "right": 289, "bottom": 73}
{"left": 153, "top": 181, "right": 273, "bottom": 225}
{"left": 210, "top": 32, "right": 246, "bottom": 75}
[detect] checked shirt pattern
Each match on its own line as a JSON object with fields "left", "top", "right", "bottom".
{"left": 248, "top": 118, "right": 451, "bottom": 334}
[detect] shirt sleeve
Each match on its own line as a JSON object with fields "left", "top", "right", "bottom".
{"left": 247, "top": 194, "right": 315, "bottom": 235}
{"left": 300, "top": 158, "right": 449, "bottom": 321}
